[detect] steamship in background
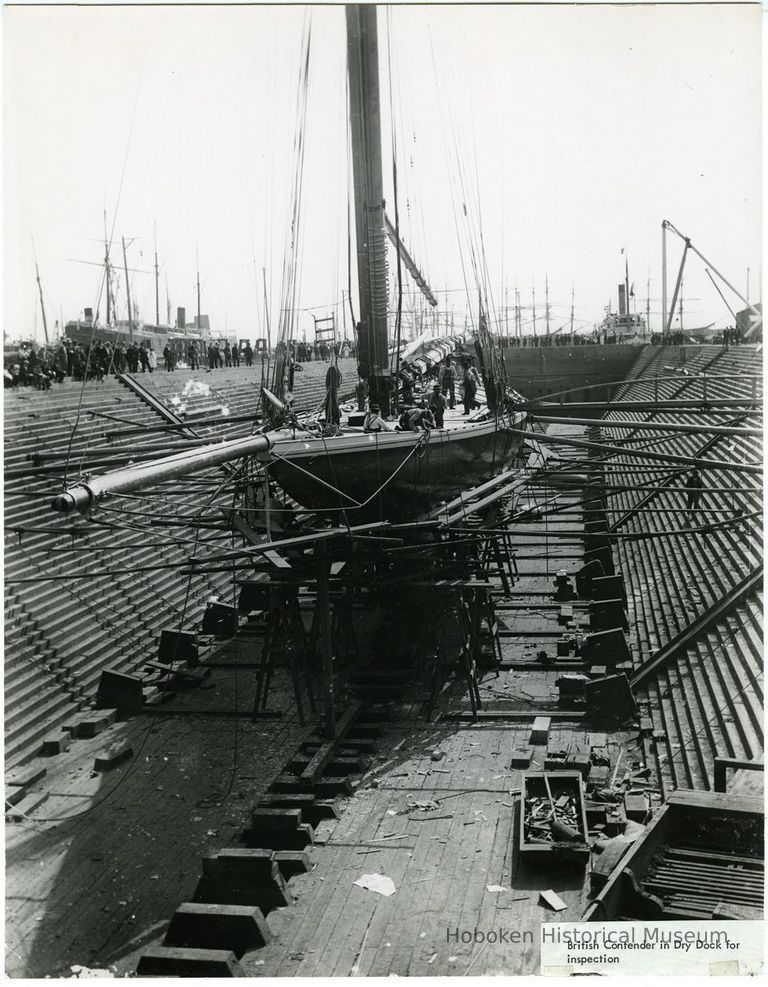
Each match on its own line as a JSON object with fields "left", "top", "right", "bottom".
{"left": 64, "top": 303, "right": 218, "bottom": 358}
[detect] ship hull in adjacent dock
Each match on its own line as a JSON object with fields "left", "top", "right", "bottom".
{"left": 500, "top": 342, "right": 642, "bottom": 402}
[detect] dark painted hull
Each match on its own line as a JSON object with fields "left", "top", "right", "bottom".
{"left": 269, "top": 416, "right": 527, "bottom": 521}
{"left": 500, "top": 342, "right": 642, "bottom": 402}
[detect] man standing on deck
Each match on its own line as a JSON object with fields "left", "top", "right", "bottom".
{"left": 685, "top": 468, "right": 704, "bottom": 520}
{"left": 441, "top": 357, "right": 456, "bottom": 409}
{"left": 461, "top": 359, "right": 481, "bottom": 415}
{"left": 324, "top": 356, "right": 342, "bottom": 425}
{"left": 429, "top": 384, "right": 447, "bottom": 428}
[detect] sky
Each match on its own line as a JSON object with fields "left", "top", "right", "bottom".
{"left": 4, "top": 1, "right": 763, "bottom": 345}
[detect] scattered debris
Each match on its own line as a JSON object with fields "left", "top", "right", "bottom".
{"left": 539, "top": 889, "right": 567, "bottom": 911}
{"left": 486, "top": 885, "right": 507, "bottom": 893}
{"left": 354, "top": 873, "right": 397, "bottom": 896}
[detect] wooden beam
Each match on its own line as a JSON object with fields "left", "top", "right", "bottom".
{"left": 630, "top": 565, "right": 763, "bottom": 689}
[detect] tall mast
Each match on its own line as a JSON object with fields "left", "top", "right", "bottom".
{"left": 646, "top": 275, "right": 651, "bottom": 336}
{"left": 103, "top": 209, "right": 112, "bottom": 327}
{"left": 532, "top": 282, "right": 537, "bottom": 338}
{"left": 154, "top": 223, "right": 160, "bottom": 327}
{"left": 121, "top": 236, "right": 134, "bottom": 341}
{"left": 346, "top": 4, "right": 390, "bottom": 413}
{"left": 35, "top": 261, "right": 50, "bottom": 345}
{"left": 625, "top": 252, "right": 631, "bottom": 332}
{"left": 569, "top": 286, "right": 575, "bottom": 337}
{"left": 196, "top": 249, "right": 201, "bottom": 332}
{"left": 545, "top": 274, "right": 550, "bottom": 336}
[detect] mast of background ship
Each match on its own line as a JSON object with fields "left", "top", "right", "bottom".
{"left": 121, "top": 236, "right": 134, "bottom": 342}
{"left": 34, "top": 262, "right": 50, "bottom": 346}
{"left": 196, "top": 249, "right": 202, "bottom": 333}
{"left": 347, "top": 4, "right": 391, "bottom": 414}
{"left": 103, "top": 210, "right": 113, "bottom": 327}
{"left": 154, "top": 223, "right": 160, "bottom": 327}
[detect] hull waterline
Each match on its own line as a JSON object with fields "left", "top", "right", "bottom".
{"left": 267, "top": 415, "right": 528, "bottom": 521}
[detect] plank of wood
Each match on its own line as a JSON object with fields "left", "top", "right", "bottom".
{"left": 300, "top": 703, "right": 362, "bottom": 783}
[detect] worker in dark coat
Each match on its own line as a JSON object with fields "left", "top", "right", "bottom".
{"left": 324, "top": 358, "right": 342, "bottom": 425}
{"left": 685, "top": 468, "right": 704, "bottom": 517}
{"left": 429, "top": 384, "right": 447, "bottom": 428}
{"left": 440, "top": 357, "right": 456, "bottom": 409}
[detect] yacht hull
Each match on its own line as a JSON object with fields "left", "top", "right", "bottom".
{"left": 268, "top": 416, "right": 527, "bottom": 521}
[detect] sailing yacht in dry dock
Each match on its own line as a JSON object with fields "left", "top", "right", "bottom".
{"left": 263, "top": 5, "right": 529, "bottom": 522}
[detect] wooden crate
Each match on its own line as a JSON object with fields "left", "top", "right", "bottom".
{"left": 519, "top": 770, "right": 590, "bottom": 865}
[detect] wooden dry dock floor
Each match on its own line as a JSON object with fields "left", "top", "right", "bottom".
{"left": 4, "top": 637, "right": 310, "bottom": 979}
{"left": 241, "top": 714, "right": 639, "bottom": 977}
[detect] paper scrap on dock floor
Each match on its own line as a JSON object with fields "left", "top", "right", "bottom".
{"left": 539, "top": 889, "right": 567, "bottom": 911}
{"left": 486, "top": 884, "right": 507, "bottom": 893}
{"left": 354, "top": 873, "right": 397, "bottom": 896}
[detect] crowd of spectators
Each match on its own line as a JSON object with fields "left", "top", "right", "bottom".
{"left": 499, "top": 333, "right": 601, "bottom": 348}
{"left": 292, "top": 339, "right": 355, "bottom": 362}
{"left": 4, "top": 333, "right": 356, "bottom": 390}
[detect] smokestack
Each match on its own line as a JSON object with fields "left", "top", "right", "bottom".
{"left": 618, "top": 285, "right": 627, "bottom": 316}
{"left": 177, "top": 306, "right": 186, "bottom": 330}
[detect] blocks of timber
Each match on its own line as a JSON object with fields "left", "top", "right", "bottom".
{"left": 137, "top": 946, "right": 243, "bottom": 977}
{"left": 40, "top": 732, "right": 72, "bottom": 756}
{"left": 94, "top": 744, "right": 133, "bottom": 772}
{"left": 164, "top": 903, "right": 270, "bottom": 957}
{"left": 244, "top": 808, "right": 315, "bottom": 850}
{"left": 553, "top": 571, "right": 576, "bottom": 602}
{"left": 62, "top": 708, "right": 117, "bottom": 739}
{"left": 96, "top": 668, "right": 144, "bottom": 716}
{"left": 583, "top": 545, "right": 615, "bottom": 577}
{"left": 589, "top": 599, "right": 629, "bottom": 632}
{"left": 269, "top": 774, "right": 353, "bottom": 798}
{"left": 257, "top": 793, "right": 339, "bottom": 828}
{"left": 592, "top": 575, "right": 628, "bottom": 606}
{"left": 510, "top": 748, "right": 532, "bottom": 769}
{"left": 273, "top": 849, "right": 311, "bottom": 880}
{"left": 6, "top": 764, "right": 47, "bottom": 789}
{"left": 287, "top": 755, "right": 367, "bottom": 778}
{"left": 557, "top": 636, "right": 573, "bottom": 657}
{"left": 624, "top": 793, "right": 649, "bottom": 822}
{"left": 158, "top": 628, "right": 199, "bottom": 664}
{"left": 584, "top": 673, "right": 637, "bottom": 722}
{"left": 582, "top": 628, "right": 631, "bottom": 665}
{"left": 194, "top": 849, "right": 289, "bottom": 913}
{"left": 529, "top": 717, "right": 551, "bottom": 745}
{"left": 576, "top": 559, "right": 604, "bottom": 599}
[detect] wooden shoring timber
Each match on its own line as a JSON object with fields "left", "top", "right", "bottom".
{"left": 105, "top": 410, "right": 264, "bottom": 439}
{"left": 513, "top": 428, "right": 762, "bottom": 474}
{"left": 299, "top": 702, "right": 363, "bottom": 781}
{"left": 629, "top": 564, "right": 764, "bottom": 689}
{"left": 187, "top": 521, "right": 392, "bottom": 565}
{"left": 526, "top": 372, "right": 762, "bottom": 405}
{"left": 426, "top": 469, "right": 520, "bottom": 519}
{"left": 530, "top": 415, "right": 762, "bottom": 438}
{"left": 609, "top": 416, "right": 750, "bottom": 531}
{"left": 501, "top": 510, "right": 760, "bottom": 540}
{"left": 512, "top": 399, "right": 761, "bottom": 414}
